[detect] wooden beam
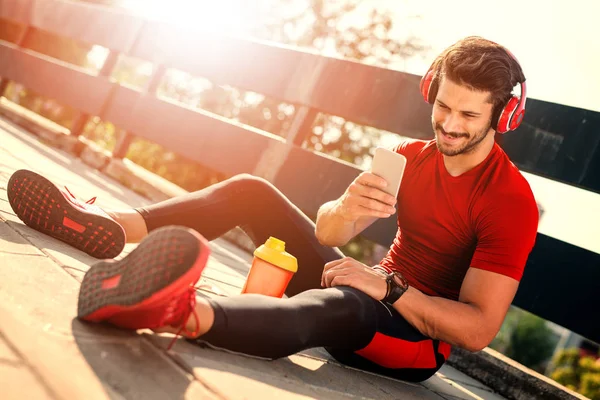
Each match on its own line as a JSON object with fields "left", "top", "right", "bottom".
{"left": 4, "top": 3, "right": 432, "bottom": 137}
{"left": 101, "top": 85, "right": 279, "bottom": 175}
{"left": 0, "top": 41, "right": 112, "bottom": 116}
{"left": 130, "top": 22, "right": 432, "bottom": 137}
{"left": 253, "top": 106, "right": 318, "bottom": 182}
{"left": 6, "top": 0, "right": 143, "bottom": 53}
{"left": 0, "top": 0, "right": 33, "bottom": 25}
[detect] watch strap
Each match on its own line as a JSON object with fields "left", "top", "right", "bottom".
{"left": 383, "top": 272, "right": 408, "bottom": 305}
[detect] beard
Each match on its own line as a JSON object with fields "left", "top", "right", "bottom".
{"left": 433, "top": 121, "right": 492, "bottom": 156}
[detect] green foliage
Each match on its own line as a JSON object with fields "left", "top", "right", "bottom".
{"left": 552, "top": 366, "right": 579, "bottom": 388}
{"left": 488, "top": 307, "right": 521, "bottom": 353}
{"left": 504, "top": 312, "right": 558, "bottom": 372}
{"left": 248, "top": 0, "right": 430, "bottom": 166}
{"left": 4, "top": 83, "right": 79, "bottom": 129}
{"left": 580, "top": 372, "right": 600, "bottom": 400}
{"left": 489, "top": 308, "right": 559, "bottom": 373}
{"left": 339, "top": 235, "right": 387, "bottom": 266}
{"left": 551, "top": 348, "right": 600, "bottom": 400}
{"left": 491, "top": 311, "right": 600, "bottom": 399}
{"left": 82, "top": 117, "right": 119, "bottom": 151}
{"left": 556, "top": 348, "right": 582, "bottom": 367}
{"left": 125, "top": 138, "right": 227, "bottom": 192}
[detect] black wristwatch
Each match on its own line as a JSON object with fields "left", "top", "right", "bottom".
{"left": 382, "top": 271, "right": 409, "bottom": 305}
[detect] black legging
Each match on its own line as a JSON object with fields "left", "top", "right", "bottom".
{"left": 136, "top": 174, "right": 448, "bottom": 382}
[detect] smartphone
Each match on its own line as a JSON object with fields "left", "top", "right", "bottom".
{"left": 370, "top": 147, "right": 407, "bottom": 198}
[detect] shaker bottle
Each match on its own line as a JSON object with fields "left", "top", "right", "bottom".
{"left": 241, "top": 236, "right": 297, "bottom": 298}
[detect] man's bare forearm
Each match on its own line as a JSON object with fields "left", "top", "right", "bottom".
{"left": 393, "top": 287, "right": 489, "bottom": 352}
{"left": 315, "top": 200, "right": 357, "bottom": 247}
{"left": 315, "top": 172, "right": 394, "bottom": 247}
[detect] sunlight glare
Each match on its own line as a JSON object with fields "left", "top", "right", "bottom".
{"left": 86, "top": 45, "right": 109, "bottom": 71}
{"left": 120, "top": 0, "right": 245, "bottom": 34}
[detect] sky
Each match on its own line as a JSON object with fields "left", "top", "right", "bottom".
{"left": 377, "top": 0, "right": 600, "bottom": 113}
{"left": 117, "top": 0, "right": 600, "bottom": 113}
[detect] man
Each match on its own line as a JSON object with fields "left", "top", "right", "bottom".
{"left": 7, "top": 36, "right": 539, "bottom": 382}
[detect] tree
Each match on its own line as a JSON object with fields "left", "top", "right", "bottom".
{"left": 504, "top": 312, "right": 558, "bottom": 372}
{"left": 155, "top": 0, "right": 428, "bottom": 168}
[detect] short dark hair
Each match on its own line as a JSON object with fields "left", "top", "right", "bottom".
{"left": 428, "top": 36, "right": 525, "bottom": 126}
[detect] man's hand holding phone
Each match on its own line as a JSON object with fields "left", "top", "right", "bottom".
{"left": 334, "top": 147, "right": 407, "bottom": 222}
{"left": 316, "top": 147, "right": 406, "bottom": 246}
{"left": 334, "top": 172, "right": 397, "bottom": 221}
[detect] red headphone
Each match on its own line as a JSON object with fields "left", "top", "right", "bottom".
{"left": 419, "top": 49, "right": 527, "bottom": 134}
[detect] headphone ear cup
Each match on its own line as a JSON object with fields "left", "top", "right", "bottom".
{"left": 420, "top": 70, "right": 435, "bottom": 104}
{"left": 496, "top": 96, "right": 519, "bottom": 134}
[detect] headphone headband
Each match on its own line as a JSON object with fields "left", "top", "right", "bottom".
{"left": 419, "top": 43, "right": 526, "bottom": 134}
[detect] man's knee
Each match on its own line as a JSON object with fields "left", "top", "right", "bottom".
{"left": 229, "top": 173, "right": 276, "bottom": 194}
{"left": 335, "top": 286, "right": 378, "bottom": 324}
{"left": 227, "top": 174, "right": 291, "bottom": 208}
{"left": 230, "top": 173, "right": 264, "bottom": 184}
{"left": 297, "top": 287, "right": 377, "bottom": 326}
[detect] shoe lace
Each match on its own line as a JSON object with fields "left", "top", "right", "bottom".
{"left": 167, "top": 286, "right": 200, "bottom": 350}
{"left": 64, "top": 186, "right": 97, "bottom": 205}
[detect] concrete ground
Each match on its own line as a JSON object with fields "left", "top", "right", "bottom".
{"left": 0, "top": 116, "right": 507, "bottom": 400}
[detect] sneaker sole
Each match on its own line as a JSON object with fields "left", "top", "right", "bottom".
{"left": 7, "top": 169, "right": 126, "bottom": 259}
{"left": 77, "top": 226, "right": 210, "bottom": 328}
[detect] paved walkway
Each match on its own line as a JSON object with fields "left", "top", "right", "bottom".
{"left": 0, "top": 116, "right": 507, "bottom": 399}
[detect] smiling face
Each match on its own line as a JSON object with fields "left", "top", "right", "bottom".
{"left": 432, "top": 77, "right": 495, "bottom": 157}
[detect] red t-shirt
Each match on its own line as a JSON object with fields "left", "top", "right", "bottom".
{"left": 379, "top": 139, "right": 539, "bottom": 301}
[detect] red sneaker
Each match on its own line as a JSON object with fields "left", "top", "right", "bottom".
{"left": 77, "top": 226, "right": 209, "bottom": 339}
{"left": 7, "top": 169, "right": 126, "bottom": 259}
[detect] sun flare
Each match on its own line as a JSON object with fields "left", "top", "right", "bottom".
{"left": 120, "top": 0, "right": 245, "bottom": 33}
